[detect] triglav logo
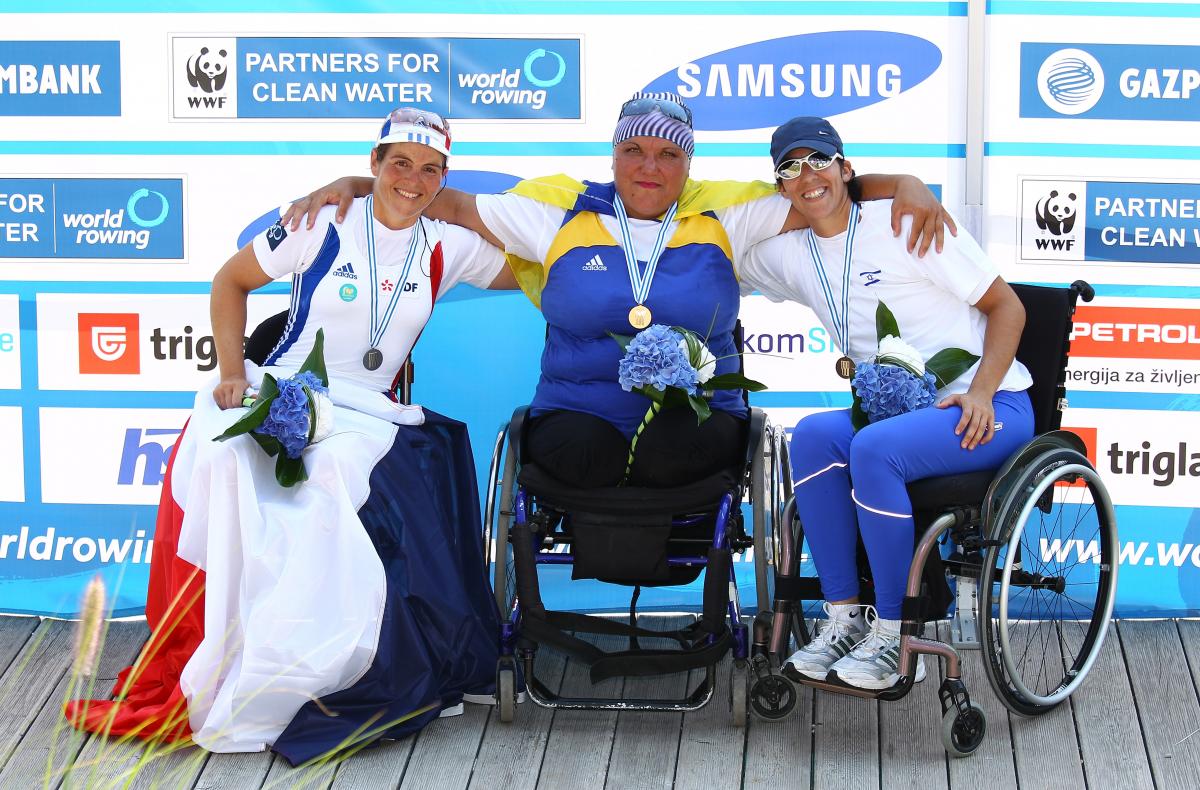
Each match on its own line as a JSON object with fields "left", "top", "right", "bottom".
{"left": 641, "top": 31, "right": 941, "bottom": 130}
{"left": 1037, "top": 48, "right": 1105, "bottom": 116}
{"left": 78, "top": 313, "right": 139, "bottom": 374}
{"left": 1020, "top": 179, "right": 1086, "bottom": 262}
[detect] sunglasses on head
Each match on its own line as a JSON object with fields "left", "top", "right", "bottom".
{"left": 386, "top": 108, "right": 451, "bottom": 137}
{"left": 774, "top": 151, "right": 842, "bottom": 180}
{"left": 619, "top": 96, "right": 693, "bottom": 126}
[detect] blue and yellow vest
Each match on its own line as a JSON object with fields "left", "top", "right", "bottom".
{"left": 506, "top": 176, "right": 774, "bottom": 438}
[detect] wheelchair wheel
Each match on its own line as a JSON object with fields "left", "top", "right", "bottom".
{"left": 749, "top": 673, "right": 796, "bottom": 721}
{"left": 490, "top": 429, "right": 519, "bottom": 620}
{"left": 979, "top": 448, "right": 1118, "bottom": 716}
{"left": 753, "top": 426, "right": 808, "bottom": 653}
{"left": 497, "top": 659, "right": 517, "bottom": 724}
{"left": 941, "top": 702, "right": 986, "bottom": 758}
{"left": 730, "top": 659, "right": 749, "bottom": 727}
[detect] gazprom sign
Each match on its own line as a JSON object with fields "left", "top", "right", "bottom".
{"left": 641, "top": 31, "right": 942, "bottom": 131}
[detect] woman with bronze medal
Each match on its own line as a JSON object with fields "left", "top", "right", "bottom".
{"left": 285, "top": 92, "right": 952, "bottom": 489}
{"left": 65, "top": 109, "right": 519, "bottom": 764}
{"left": 739, "top": 116, "right": 1034, "bottom": 691}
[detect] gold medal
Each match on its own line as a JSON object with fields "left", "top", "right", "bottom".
{"left": 835, "top": 355, "right": 855, "bottom": 379}
{"left": 628, "top": 304, "right": 652, "bottom": 329}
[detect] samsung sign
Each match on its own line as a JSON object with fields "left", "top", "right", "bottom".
{"left": 641, "top": 31, "right": 941, "bottom": 130}
{"left": 1022, "top": 43, "right": 1200, "bottom": 121}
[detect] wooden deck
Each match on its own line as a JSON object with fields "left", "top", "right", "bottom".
{"left": 0, "top": 614, "right": 1191, "bottom": 789}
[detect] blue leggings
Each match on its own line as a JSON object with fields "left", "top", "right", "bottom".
{"left": 789, "top": 390, "right": 1034, "bottom": 619}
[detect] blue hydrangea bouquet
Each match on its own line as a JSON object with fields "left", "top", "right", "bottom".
{"left": 612, "top": 324, "right": 765, "bottom": 481}
{"left": 849, "top": 303, "right": 979, "bottom": 431}
{"left": 215, "top": 328, "right": 333, "bottom": 487}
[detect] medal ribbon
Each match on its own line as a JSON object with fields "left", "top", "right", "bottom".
{"left": 613, "top": 195, "right": 679, "bottom": 309}
{"left": 806, "top": 202, "right": 860, "bottom": 356}
{"left": 365, "top": 194, "right": 422, "bottom": 352}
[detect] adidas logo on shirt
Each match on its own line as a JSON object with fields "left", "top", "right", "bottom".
{"left": 333, "top": 262, "right": 358, "bottom": 279}
{"left": 582, "top": 255, "right": 607, "bottom": 272}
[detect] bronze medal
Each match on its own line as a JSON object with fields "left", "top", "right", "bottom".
{"left": 628, "top": 304, "right": 652, "bottom": 329}
{"left": 835, "top": 355, "right": 855, "bottom": 379}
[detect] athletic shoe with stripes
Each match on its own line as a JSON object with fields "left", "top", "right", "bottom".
{"left": 829, "top": 610, "right": 926, "bottom": 690}
{"left": 783, "top": 602, "right": 866, "bottom": 680}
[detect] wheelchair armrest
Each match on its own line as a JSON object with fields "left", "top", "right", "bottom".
{"left": 507, "top": 406, "right": 532, "bottom": 466}
{"left": 742, "top": 408, "right": 768, "bottom": 476}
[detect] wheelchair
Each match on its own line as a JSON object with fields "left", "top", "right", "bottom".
{"left": 482, "top": 396, "right": 790, "bottom": 726}
{"left": 752, "top": 280, "right": 1117, "bottom": 757}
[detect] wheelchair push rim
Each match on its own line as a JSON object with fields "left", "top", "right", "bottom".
{"left": 981, "top": 451, "right": 1118, "bottom": 713}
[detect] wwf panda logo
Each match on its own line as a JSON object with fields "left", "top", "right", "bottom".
{"left": 186, "top": 47, "right": 228, "bottom": 94}
{"left": 1034, "top": 190, "right": 1078, "bottom": 236}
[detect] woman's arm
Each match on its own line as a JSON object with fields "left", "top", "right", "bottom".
{"left": 210, "top": 245, "right": 274, "bottom": 409}
{"left": 936, "top": 277, "right": 1025, "bottom": 450}
{"left": 780, "top": 174, "right": 957, "bottom": 256}
{"left": 280, "top": 178, "right": 504, "bottom": 247}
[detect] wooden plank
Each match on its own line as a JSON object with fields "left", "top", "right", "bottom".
{"left": 1063, "top": 618, "right": 1153, "bottom": 790}
{"left": 1004, "top": 623, "right": 1086, "bottom": 790}
{"left": 879, "top": 624, "right": 948, "bottom": 790}
{"left": 937, "top": 622, "right": 1018, "bottom": 790}
{"left": 811, "top": 675, "right": 879, "bottom": 789}
{"left": 605, "top": 616, "right": 692, "bottom": 790}
{"left": 674, "top": 654, "right": 745, "bottom": 790}
{"left": 0, "top": 619, "right": 75, "bottom": 773}
{"left": 466, "top": 644, "right": 568, "bottom": 790}
{"left": 261, "top": 752, "right": 338, "bottom": 790}
{"left": 399, "top": 704, "right": 490, "bottom": 790}
{"left": 192, "top": 751, "right": 273, "bottom": 790}
{"left": 742, "top": 664, "right": 815, "bottom": 790}
{"left": 1123, "top": 619, "right": 1200, "bottom": 790}
{"left": 0, "top": 617, "right": 40, "bottom": 677}
{"left": 535, "top": 631, "right": 624, "bottom": 790}
{"left": 0, "top": 620, "right": 147, "bottom": 789}
{"left": 327, "top": 737, "right": 414, "bottom": 790}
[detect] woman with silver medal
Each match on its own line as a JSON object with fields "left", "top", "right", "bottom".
{"left": 66, "top": 108, "right": 518, "bottom": 764}
{"left": 739, "top": 116, "right": 1034, "bottom": 692}
{"left": 284, "top": 92, "right": 953, "bottom": 489}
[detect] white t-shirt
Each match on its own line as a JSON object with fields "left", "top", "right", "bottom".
{"left": 251, "top": 199, "right": 503, "bottom": 391}
{"left": 475, "top": 190, "right": 792, "bottom": 268}
{"left": 739, "top": 199, "right": 1031, "bottom": 396}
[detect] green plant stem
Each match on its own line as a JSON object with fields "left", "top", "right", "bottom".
{"left": 622, "top": 402, "right": 660, "bottom": 485}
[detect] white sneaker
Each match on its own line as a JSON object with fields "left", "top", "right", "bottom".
{"left": 438, "top": 703, "right": 464, "bottom": 718}
{"left": 783, "top": 602, "right": 867, "bottom": 680}
{"left": 829, "top": 609, "right": 926, "bottom": 690}
{"left": 462, "top": 690, "right": 528, "bottom": 705}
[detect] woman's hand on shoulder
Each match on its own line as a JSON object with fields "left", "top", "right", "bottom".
{"left": 281, "top": 176, "right": 372, "bottom": 231}
{"left": 937, "top": 388, "right": 995, "bottom": 450}
{"left": 213, "top": 375, "right": 251, "bottom": 410}
{"left": 891, "top": 175, "right": 957, "bottom": 257}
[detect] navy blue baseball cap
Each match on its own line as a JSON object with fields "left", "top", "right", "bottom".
{"left": 770, "top": 116, "right": 844, "bottom": 168}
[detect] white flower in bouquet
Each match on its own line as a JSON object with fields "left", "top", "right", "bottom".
{"left": 876, "top": 334, "right": 925, "bottom": 376}
{"left": 683, "top": 337, "right": 718, "bottom": 384}
{"left": 310, "top": 389, "right": 335, "bottom": 444}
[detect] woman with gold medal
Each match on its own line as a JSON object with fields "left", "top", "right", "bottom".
{"left": 285, "top": 92, "right": 951, "bottom": 488}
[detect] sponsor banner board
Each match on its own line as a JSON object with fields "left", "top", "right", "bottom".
{"left": 0, "top": 178, "right": 185, "bottom": 261}
{"left": 0, "top": 408, "right": 22, "bottom": 502}
{"left": 0, "top": 294, "right": 18, "bottom": 389}
{"left": 39, "top": 407, "right": 189, "bottom": 506}
{"left": 170, "top": 36, "right": 581, "bottom": 120}
{"left": 0, "top": 40, "right": 120, "bottom": 116}
{"left": 1021, "top": 42, "right": 1200, "bottom": 122}
{"left": 1019, "top": 177, "right": 1200, "bottom": 265}
{"left": 37, "top": 292, "right": 289, "bottom": 391}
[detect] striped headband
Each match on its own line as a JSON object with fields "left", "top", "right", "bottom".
{"left": 612, "top": 92, "right": 694, "bottom": 157}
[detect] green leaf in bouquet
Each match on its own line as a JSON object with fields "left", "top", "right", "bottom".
{"left": 299, "top": 327, "right": 329, "bottom": 387}
{"left": 635, "top": 384, "right": 666, "bottom": 406}
{"left": 660, "top": 386, "right": 693, "bottom": 411}
{"left": 607, "top": 331, "right": 633, "bottom": 352}
{"left": 275, "top": 455, "right": 308, "bottom": 488}
{"left": 850, "top": 390, "right": 870, "bottom": 431}
{"left": 875, "top": 301, "right": 900, "bottom": 342}
{"left": 214, "top": 373, "right": 280, "bottom": 442}
{"left": 248, "top": 431, "right": 281, "bottom": 457}
{"left": 687, "top": 393, "right": 713, "bottom": 424}
{"left": 703, "top": 372, "right": 767, "bottom": 392}
{"left": 925, "top": 347, "right": 981, "bottom": 389}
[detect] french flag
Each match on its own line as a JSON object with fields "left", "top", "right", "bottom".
{"left": 65, "top": 397, "right": 499, "bottom": 766}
